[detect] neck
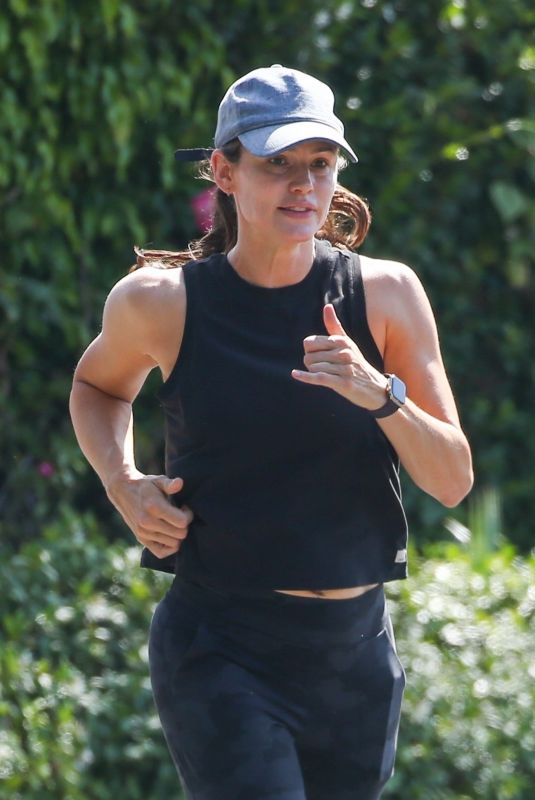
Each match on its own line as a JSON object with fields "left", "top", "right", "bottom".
{"left": 227, "top": 236, "right": 316, "bottom": 288}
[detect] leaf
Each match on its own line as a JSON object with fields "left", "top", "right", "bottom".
{"left": 489, "top": 181, "right": 530, "bottom": 222}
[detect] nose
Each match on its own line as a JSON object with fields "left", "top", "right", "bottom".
{"left": 289, "top": 164, "right": 313, "bottom": 192}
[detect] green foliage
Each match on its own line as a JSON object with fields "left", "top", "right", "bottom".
{"left": 2, "top": 9, "right": 533, "bottom": 794}
{"left": 1, "top": 2, "right": 534, "bottom": 547}
{"left": 0, "top": 510, "right": 175, "bottom": 800}
{"left": 1, "top": 524, "right": 534, "bottom": 798}
{"left": 385, "top": 544, "right": 535, "bottom": 799}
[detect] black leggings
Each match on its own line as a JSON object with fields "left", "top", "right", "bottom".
{"left": 149, "top": 579, "right": 405, "bottom": 800}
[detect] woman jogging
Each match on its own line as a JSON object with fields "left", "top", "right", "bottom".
{"left": 70, "top": 65, "right": 473, "bottom": 800}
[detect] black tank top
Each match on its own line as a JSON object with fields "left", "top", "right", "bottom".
{"left": 141, "top": 239, "right": 408, "bottom": 589}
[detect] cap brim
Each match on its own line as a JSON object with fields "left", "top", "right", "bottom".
{"left": 174, "top": 147, "right": 214, "bottom": 162}
{"left": 238, "top": 121, "right": 358, "bottom": 163}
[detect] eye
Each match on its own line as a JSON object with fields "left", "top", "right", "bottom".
{"left": 312, "top": 157, "right": 334, "bottom": 169}
{"left": 268, "top": 156, "right": 288, "bottom": 167}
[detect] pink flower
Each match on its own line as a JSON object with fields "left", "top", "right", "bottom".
{"left": 38, "top": 461, "right": 55, "bottom": 478}
{"left": 190, "top": 188, "right": 215, "bottom": 233}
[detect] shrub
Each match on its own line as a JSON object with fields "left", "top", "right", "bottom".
{"left": 0, "top": 509, "right": 175, "bottom": 800}
{"left": 385, "top": 543, "right": 535, "bottom": 799}
{"left": 1, "top": 514, "right": 534, "bottom": 798}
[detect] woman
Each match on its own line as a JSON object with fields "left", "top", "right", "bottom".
{"left": 70, "top": 65, "right": 473, "bottom": 800}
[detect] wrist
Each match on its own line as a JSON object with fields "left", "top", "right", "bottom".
{"left": 369, "top": 373, "right": 390, "bottom": 408}
{"left": 103, "top": 466, "right": 143, "bottom": 493}
{"left": 369, "top": 374, "right": 406, "bottom": 419}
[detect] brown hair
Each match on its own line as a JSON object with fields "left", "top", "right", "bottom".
{"left": 131, "top": 140, "right": 371, "bottom": 271}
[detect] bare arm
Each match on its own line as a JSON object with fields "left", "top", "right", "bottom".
{"left": 375, "top": 264, "right": 472, "bottom": 506}
{"left": 69, "top": 267, "right": 191, "bottom": 557}
{"left": 292, "top": 260, "right": 473, "bottom": 507}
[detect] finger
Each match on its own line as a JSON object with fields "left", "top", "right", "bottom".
{"left": 151, "top": 475, "right": 184, "bottom": 495}
{"left": 150, "top": 502, "right": 193, "bottom": 528}
{"left": 303, "top": 335, "right": 344, "bottom": 352}
{"left": 139, "top": 527, "right": 186, "bottom": 549}
{"left": 304, "top": 337, "right": 365, "bottom": 361}
{"left": 136, "top": 519, "right": 190, "bottom": 547}
{"left": 138, "top": 516, "right": 190, "bottom": 539}
{"left": 305, "top": 362, "right": 349, "bottom": 375}
{"left": 291, "top": 369, "right": 342, "bottom": 388}
{"left": 180, "top": 505, "right": 194, "bottom": 525}
{"left": 139, "top": 487, "right": 192, "bottom": 526}
{"left": 323, "top": 303, "right": 348, "bottom": 337}
{"left": 137, "top": 500, "right": 193, "bottom": 537}
{"left": 147, "top": 541, "right": 181, "bottom": 558}
{"left": 303, "top": 349, "right": 353, "bottom": 368}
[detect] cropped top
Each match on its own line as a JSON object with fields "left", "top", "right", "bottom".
{"left": 141, "top": 239, "right": 408, "bottom": 589}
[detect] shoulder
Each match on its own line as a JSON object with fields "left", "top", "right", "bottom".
{"left": 359, "top": 255, "right": 422, "bottom": 293}
{"left": 100, "top": 266, "right": 187, "bottom": 371}
{"left": 102, "top": 265, "right": 187, "bottom": 339}
{"left": 104, "top": 266, "right": 185, "bottom": 319}
{"left": 359, "top": 255, "right": 431, "bottom": 321}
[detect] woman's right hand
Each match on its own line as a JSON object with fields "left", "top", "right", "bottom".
{"left": 105, "top": 472, "right": 193, "bottom": 559}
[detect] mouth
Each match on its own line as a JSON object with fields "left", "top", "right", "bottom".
{"left": 278, "top": 205, "right": 316, "bottom": 214}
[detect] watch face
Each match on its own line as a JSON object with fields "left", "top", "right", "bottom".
{"left": 390, "top": 375, "right": 406, "bottom": 405}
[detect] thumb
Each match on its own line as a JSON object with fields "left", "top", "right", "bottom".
{"left": 323, "top": 303, "right": 347, "bottom": 336}
{"left": 152, "top": 475, "right": 184, "bottom": 495}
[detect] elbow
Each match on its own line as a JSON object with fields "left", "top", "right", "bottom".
{"left": 438, "top": 435, "right": 474, "bottom": 508}
{"left": 436, "top": 463, "right": 474, "bottom": 509}
{"left": 439, "top": 484, "right": 472, "bottom": 508}
{"left": 69, "top": 378, "right": 87, "bottom": 419}
{"left": 68, "top": 381, "right": 79, "bottom": 420}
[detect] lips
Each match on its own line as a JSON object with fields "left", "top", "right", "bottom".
{"left": 279, "top": 204, "right": 316, "bottom": 213}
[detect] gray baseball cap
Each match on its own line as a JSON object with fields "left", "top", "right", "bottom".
{"left": 175, "top": 65, "right": 358, "bottom": 163}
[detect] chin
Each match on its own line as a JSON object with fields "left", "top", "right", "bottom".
{"left": 277, "top": 223, "right": 319, "bottom": 244}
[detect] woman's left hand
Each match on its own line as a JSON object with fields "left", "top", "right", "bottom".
{"left": 291, "top": 303, "right": 387, "bottom": 411}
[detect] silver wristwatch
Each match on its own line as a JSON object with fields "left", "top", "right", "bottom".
{"left": 370, "top": 374, "right": 406, "bottom": 419}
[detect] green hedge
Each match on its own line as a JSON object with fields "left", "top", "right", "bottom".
{"left": 1, "top": 514, "right": 534, "bottom": 799}
{"left": 386, "top": 547, "right": 535, "bottom": 799}
{"left": 1, "top": 0, "right": 534, "bottom": 551}
{"left": 0, "top": 509, "right": 174, "bottom": 800}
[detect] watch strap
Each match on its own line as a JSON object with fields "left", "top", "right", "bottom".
{"left": 369, "top": 397, "right": 402, "bottom": 419}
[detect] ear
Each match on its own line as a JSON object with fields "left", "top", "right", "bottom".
{"left": 211, "top": 149, "right": 235, "bottom": 195}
